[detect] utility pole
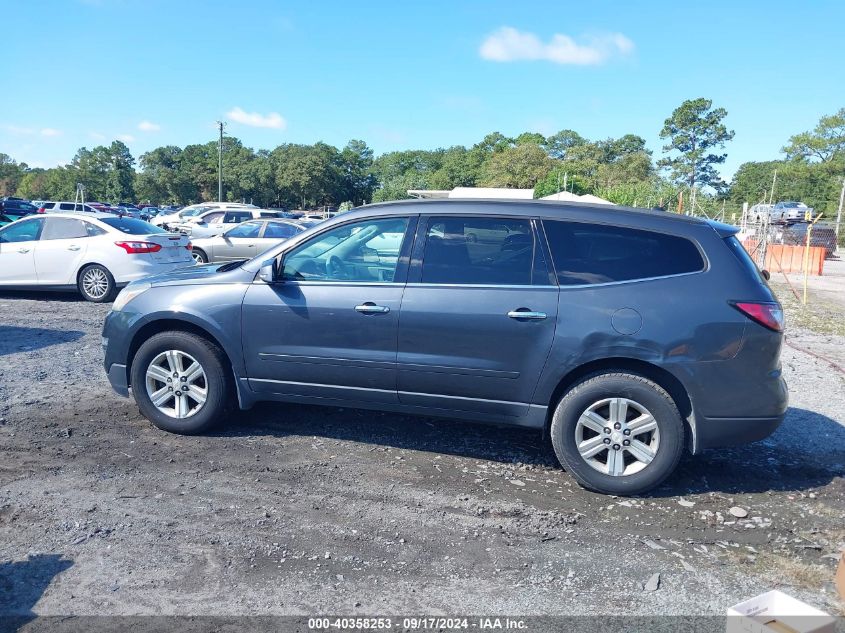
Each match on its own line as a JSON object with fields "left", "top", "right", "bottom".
{"left": 216, "top": 121, "right": 226, "bottom": 202}
{"left": 836, "top": 177, "right": 844, "bottom": 247}
{"left": 768, "top": 170, "right": 777, "bottom": 205}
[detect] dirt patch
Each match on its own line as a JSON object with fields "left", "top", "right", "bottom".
{"left": 0, "top": 291, "right": 843, "bottom": 616}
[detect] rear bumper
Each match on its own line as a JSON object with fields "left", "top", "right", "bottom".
{"left": 696, "top": 413, "right": 785, "bottom": 450}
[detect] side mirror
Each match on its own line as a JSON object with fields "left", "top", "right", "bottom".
{"left": 259, "top": 256, "right": 283, "bottom": 284}
{"left": 761, "top": 269, "right": 771, "bottom": 281}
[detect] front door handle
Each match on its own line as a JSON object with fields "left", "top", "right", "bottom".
{"left": 17, "top": 247, "right": 30, "bottom": 254}
{"left": 68, "top": 245, "right": 81, "bottom": 251}
{"left": 355, "top": 303, "right": 390, "bottom": 314}
{"left": 507, "top": 309, "right": 547, "bottom": 320}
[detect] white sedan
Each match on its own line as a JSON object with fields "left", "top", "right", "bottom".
{"left": 0, "top": 212, "right": 193, "bottom": 302}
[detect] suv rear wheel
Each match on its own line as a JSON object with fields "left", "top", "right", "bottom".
{"left": 130, "top": 332, "right": 232, "bottom": 434}
{"left": 550, "top": 372, "right": 684, "bottom": 495}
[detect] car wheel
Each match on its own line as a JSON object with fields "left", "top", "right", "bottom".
{"left": 78, "top": 264, "right": 116, "bottom": 302}
{"left": 192, "top": 248, "right": 208, "bottom": 264}
{"left": 550, "top": 372, "right": 684, "bottom": 495}
{"left": 130, "top": 332, "right": 232, "bottom": 435}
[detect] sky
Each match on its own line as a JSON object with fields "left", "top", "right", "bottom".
{"left": 3, "top": 0, "right": 844, "bottom": 181}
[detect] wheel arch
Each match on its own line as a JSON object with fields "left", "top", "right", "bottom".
{"left": 126, "top": 319, "right": 241, "bottom": 404}
{"left": 544, "top": 357, "right": 695, "bottom": 452}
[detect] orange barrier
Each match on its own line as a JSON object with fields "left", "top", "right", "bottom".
{"left": 742, "top": 240, "right": 825, "bottom": 276}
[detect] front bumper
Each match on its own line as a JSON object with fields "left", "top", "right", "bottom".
{"left": 106, "top": 362, "right": 129, "bottom": 397}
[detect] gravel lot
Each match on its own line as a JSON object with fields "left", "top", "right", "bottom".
{"left": 0, "top": 286, "right": 843, "bottom": 618}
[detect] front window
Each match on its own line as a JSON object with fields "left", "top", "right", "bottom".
{"left": 282, "top": 217, "right": 409, "bottom": 283}
{"left": 0, "top": 218, "right": 43, "bottom": 243}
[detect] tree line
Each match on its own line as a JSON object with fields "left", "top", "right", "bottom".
{"left": 1, "top": 99, "right": 843, "bottom": 217}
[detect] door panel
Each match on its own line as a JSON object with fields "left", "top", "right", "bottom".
{"left": 397, "top": 286, "right": 558, "bottom": 416}
{"left": 242, "top": 283, "right": 404, "bottom": 403}
{"left": 35, "top": 218, "right": 90, "bottom": 284}
{"left": 0, "top": 240, "right": 38, "bottom": 284}
{"left": 241, "top": 215, "right": 415, "bottom": 403}
{"left": 397, "top": 215, "right": 559, "bottom": 418}
{"left": 0, "top": 218, "right": 42, "bottom": 285}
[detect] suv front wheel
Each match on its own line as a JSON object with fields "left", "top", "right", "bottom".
{"left": 130, "top": 332, "right": 232, "bottom": 434}
{"left": 550, "top": 372, "right": 684, "bottom": 495}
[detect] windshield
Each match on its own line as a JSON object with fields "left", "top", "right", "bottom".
{"left": 100, "top": 217, "right": 167, "bottom": 235}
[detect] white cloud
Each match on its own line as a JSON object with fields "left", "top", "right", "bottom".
{"left": 138, "top": 120, "right": 161, "bottom": 132}
{"left": 40, "top": 128, "right": 62, "bottom": 137}
{"left": 89, "top": 131, "right": 107, "bottom": 141}
{"left": 479, "top": 27, "right": 634, "bottom": 66}
{"left": 5, "top": 125, "right": 35, "bottom": 135}
{"left": 117, "top": 134, "right": 135, "bottom": 142}
{"left": 227, "top": 107, "right": 287, "bottom": 129}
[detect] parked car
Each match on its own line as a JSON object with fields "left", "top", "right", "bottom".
{"left": 0, "top": 212, "right": 193, "bottom": 302}
{"left": 38, "top": 201, "right": 100, "bottom": 214}
{"left": 778, "top": 222, "right": 838, "bottom": 257}
{"left": 190, "top": 218, "right": 315, "bottom": 263}
{"left": 0, "top": 198, "right": 38, "bottom": 220}
{"left": 748, "top": 203, "right": 778, "bottom": 223}
{"left": 774, "top": 201, "right": 812, "bottom": 222}
{"left": 102, "top": 200, "right": 788, "bottom": 495}
{"left": 151, "top": 203, "right": 255, "bottom": 230}
{"left": 175, "top": 208, "right": 284, "bottom": 238}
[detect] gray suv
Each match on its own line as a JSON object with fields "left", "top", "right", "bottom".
{"left": 102, "top": 200, "right": 788, "bottom": 495}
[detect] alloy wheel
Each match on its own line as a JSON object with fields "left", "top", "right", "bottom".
{"left": 82, "top": 268, "right": 109, "bottom": 299}
{"left": 145, "top": 350, "right": 208, "bottom": 419}
{"left": 574, "top": 397, "right": 660, "bottom": 477}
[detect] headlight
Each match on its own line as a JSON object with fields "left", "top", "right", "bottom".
{"left": 112, "top": 282, "right": 151, "bottom": 311}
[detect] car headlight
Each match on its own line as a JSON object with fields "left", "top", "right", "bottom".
{"left": 112, "top": 281, "right": 151, "bottom": 311}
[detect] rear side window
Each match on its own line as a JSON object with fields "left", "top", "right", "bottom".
{"left": 543, "top": 220, "right": 705, "bottom": 286}
{"left": 59, "top": 203, "right": 75, "bottom": 211}
{"left": 263, "top": 222, "right": 300, "bottom": 239}
{"left": 85, "top": 222, "right": 107, "bottom": 237}
{"left": 420, "top": 217, "right": 545, "bottom": 285}
{"left": 724, "top": 235, "right": 765, "bottom": 283}
{"left": 224, "top": 211, "right": 252, "bottom": 223}
{"left": 100, "top": 217, "right": 165, "bottom": 235}
{"left": 41, "top": 217, "right": 88, "bottom": 240}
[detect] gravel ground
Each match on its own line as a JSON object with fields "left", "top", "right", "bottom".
{"left": 0, "top": 289, "right": 843, "bottom": 618}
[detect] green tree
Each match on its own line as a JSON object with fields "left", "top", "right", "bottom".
{"left": 340, "top": 139, "right": 377, "bottom": 205}
{"left": 544, "top": 129, "right": 587, "bottom": 159}
{"left": 782, "top": 108, "right": 845, "bottom": 163}
{"left": 658, "top": 98, "right": 734, "bottom": 191}
{"left": 480, "top": 143, "right": 554, "bottom": 189}
{"left": 0, "top": 153, "right": 28, "bottom": 196}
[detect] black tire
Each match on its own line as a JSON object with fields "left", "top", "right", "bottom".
{"left": 192, "top": 248, "right": 208, "bottom": 264}
{"left": 130, "top": 332, "right": 233, "bottom": 434}
{"left": 550, "top": 372, "right": 684, "bottom": 496}
{"left": 77, "top": 264, "right": 116, "bottom": 302}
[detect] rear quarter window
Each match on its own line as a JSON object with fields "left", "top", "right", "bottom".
{"left": 543, "top": 220, "right": 705, "bottom": 286}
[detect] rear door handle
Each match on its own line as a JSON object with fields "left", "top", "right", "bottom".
{"left": 507, "top": 309, "right": 547, "bottom": 320}
{"left": 355, "top": 303, "right": 390, "bottom": 314}
{"left": 17, "top": 247, "right": 31, "bottom": 254}
{"left": 68, "top": 245, "right": 81, "bottom": 251}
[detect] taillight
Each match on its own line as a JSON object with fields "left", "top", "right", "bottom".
{"left": 115, "top": 241, "right": 162, "bottom": 254}
{"left": 731, "top": 301, "right": 784, "bottom": 332}
{"left": 185, "top": 241, "right": 192, "bottom": 251}
{"left": 37, "top": 207, "right": 46, "bottom": 214}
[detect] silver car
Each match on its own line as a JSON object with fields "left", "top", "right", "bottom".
{"left": 190, "top": 218, "right": 314, "bottom": 263}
